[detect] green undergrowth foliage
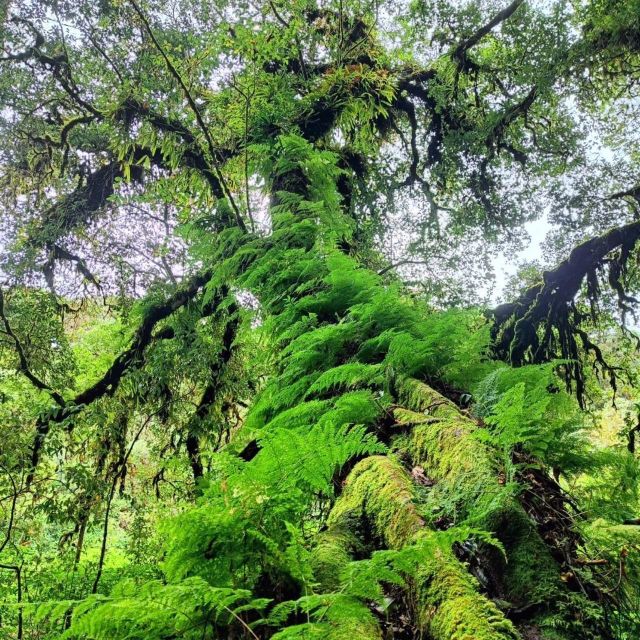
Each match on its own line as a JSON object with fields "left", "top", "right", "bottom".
{"left": 28, "top": 134, "right": 636, "bottom": 639}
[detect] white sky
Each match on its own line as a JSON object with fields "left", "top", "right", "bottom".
{"left": 491, "top": 215, "right": 551, "bottom": 303}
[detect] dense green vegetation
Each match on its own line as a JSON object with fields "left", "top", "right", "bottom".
{"left": 0, "top": 0, "right": 640, "bottom": 638}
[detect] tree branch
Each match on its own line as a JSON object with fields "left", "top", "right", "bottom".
{"left": 452, "top": 0, "right": 526, "bottom": 66}
{"left": 0, "top": 288, "right": 65, "bottom": 406}
{"left": 26, "top": 268, "right": 215, "bottom": 486}
{"left": 43, "top": 244, "right": 101, "bottom": 291}
{"left": 128, "top": 0, "right": 246, "bottom": 232}
{"left": 2, "top": 17, "right": 101, "bottom": 117}
{"left": 491, "top": 219, "right": 640, "bottom": 404}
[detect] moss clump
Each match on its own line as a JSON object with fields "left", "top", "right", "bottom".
{"left": 318, "top": 603, "right": 384, "bottom": 640}
{"left": 311, "top": 527, "right": 360, "bottom": 591}
{"left": 319, "top": 457, "right": 520, "bottom": 640}
{"left": 483, "top": 501, "right": 561, "bottom": 606}
{"left": 392, "top": 407, "right": 437, "bottom": 427}
{"left": 324, "top": 617, "right": 383, "bottom": 639}
{"left": 416, "top": 546, "right": 520, "bottom": 640}
{"left": 394, "top": 378, "right": 500, "bottom": 522}
{"left": 327, "top": 455, "right": 424, "bottom": 549}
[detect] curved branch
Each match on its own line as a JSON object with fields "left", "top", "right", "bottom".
{"left": 452, "top": 0, "right": 526, "bottom": 67}
{"left": 74, "top": 269, "right": 213, "bottom": 406}
{"left": 43, "top": 244, "right": 101, "bottom": 290}
{"left": 26, "top": 268, "right": 214, "bottom": 486}
{"left": 0, "top": 288, "right": 65, "bottom": 406}
{"left": 2, "top": 17, "right": 101, "bottom": 116}
{"left": 377, "top": 259, "right": 432, "bottom": 276}
{"left": 491, "top": 219, "right": 640, "bottom": 403}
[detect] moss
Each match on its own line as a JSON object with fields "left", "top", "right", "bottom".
{"left": 325, "top": 617, "right": 383, "bottom": 640}
{"left": 393, "top": 407, "right": 435, "bottom": 427}
{"left": 311, "top": 528, "right": 360, "bottom": 591}
{"left": 394, "top": 378, "right": 500, "bottom": 522}
{"left": 483, "top": 501, "right": 561, "bottom": 606}
{"left": 327, "top": 455, "right": 423, "bottom": 549}
{"left": 321, "top": 457, "right": 521, "bottom": 640}
{"left": 311, "top": 456, "right": 420, "bottom": 590}
{"left": 396, "top": 379, "right": 496, "bottom": 475}
{"left": 319, "top": 594, "right": 385, "bottom": 640}
{"left": 395, "top": 378, "right": 558, "bottom": 597}
{"left": 412, "top": 543, "right": 520, "bottom": 640}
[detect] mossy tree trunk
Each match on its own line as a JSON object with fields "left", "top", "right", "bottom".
{"left": 201, "top": 141, "right": 613, "bottom": 639}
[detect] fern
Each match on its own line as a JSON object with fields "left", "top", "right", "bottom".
{"left": 474, "top": 362, "right": 590, "bottom": 472}
{"left": 269, "top": 593, "right": 381, "bottom": 640}
{"left": 305, "top": 363, "right": 384, "bottom": 398}
{"left": 62, "top": 578, "right": 269, "bottom": 639}
{"left": 255, "top": 421, "right": 386, "bottom": 495}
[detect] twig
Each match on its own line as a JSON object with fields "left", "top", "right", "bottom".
{"left": 222, "top": 604, "right": 260, "bottom": 640}
{"left": 378, "top": 259, "right": 432, "bottom": 276}
{"left": 92, "top": 414, "right": 153, "bottom": 593}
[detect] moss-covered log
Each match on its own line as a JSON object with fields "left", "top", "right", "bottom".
{"left": 315, "top": 455, "right": 520, "bottom": 640}
{"left": 393, "top": 378, "right": 612, "bottom": 639}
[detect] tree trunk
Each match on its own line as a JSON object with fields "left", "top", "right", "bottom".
{"left": 201, "top": 136, "right": 611, "bottom": 639}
